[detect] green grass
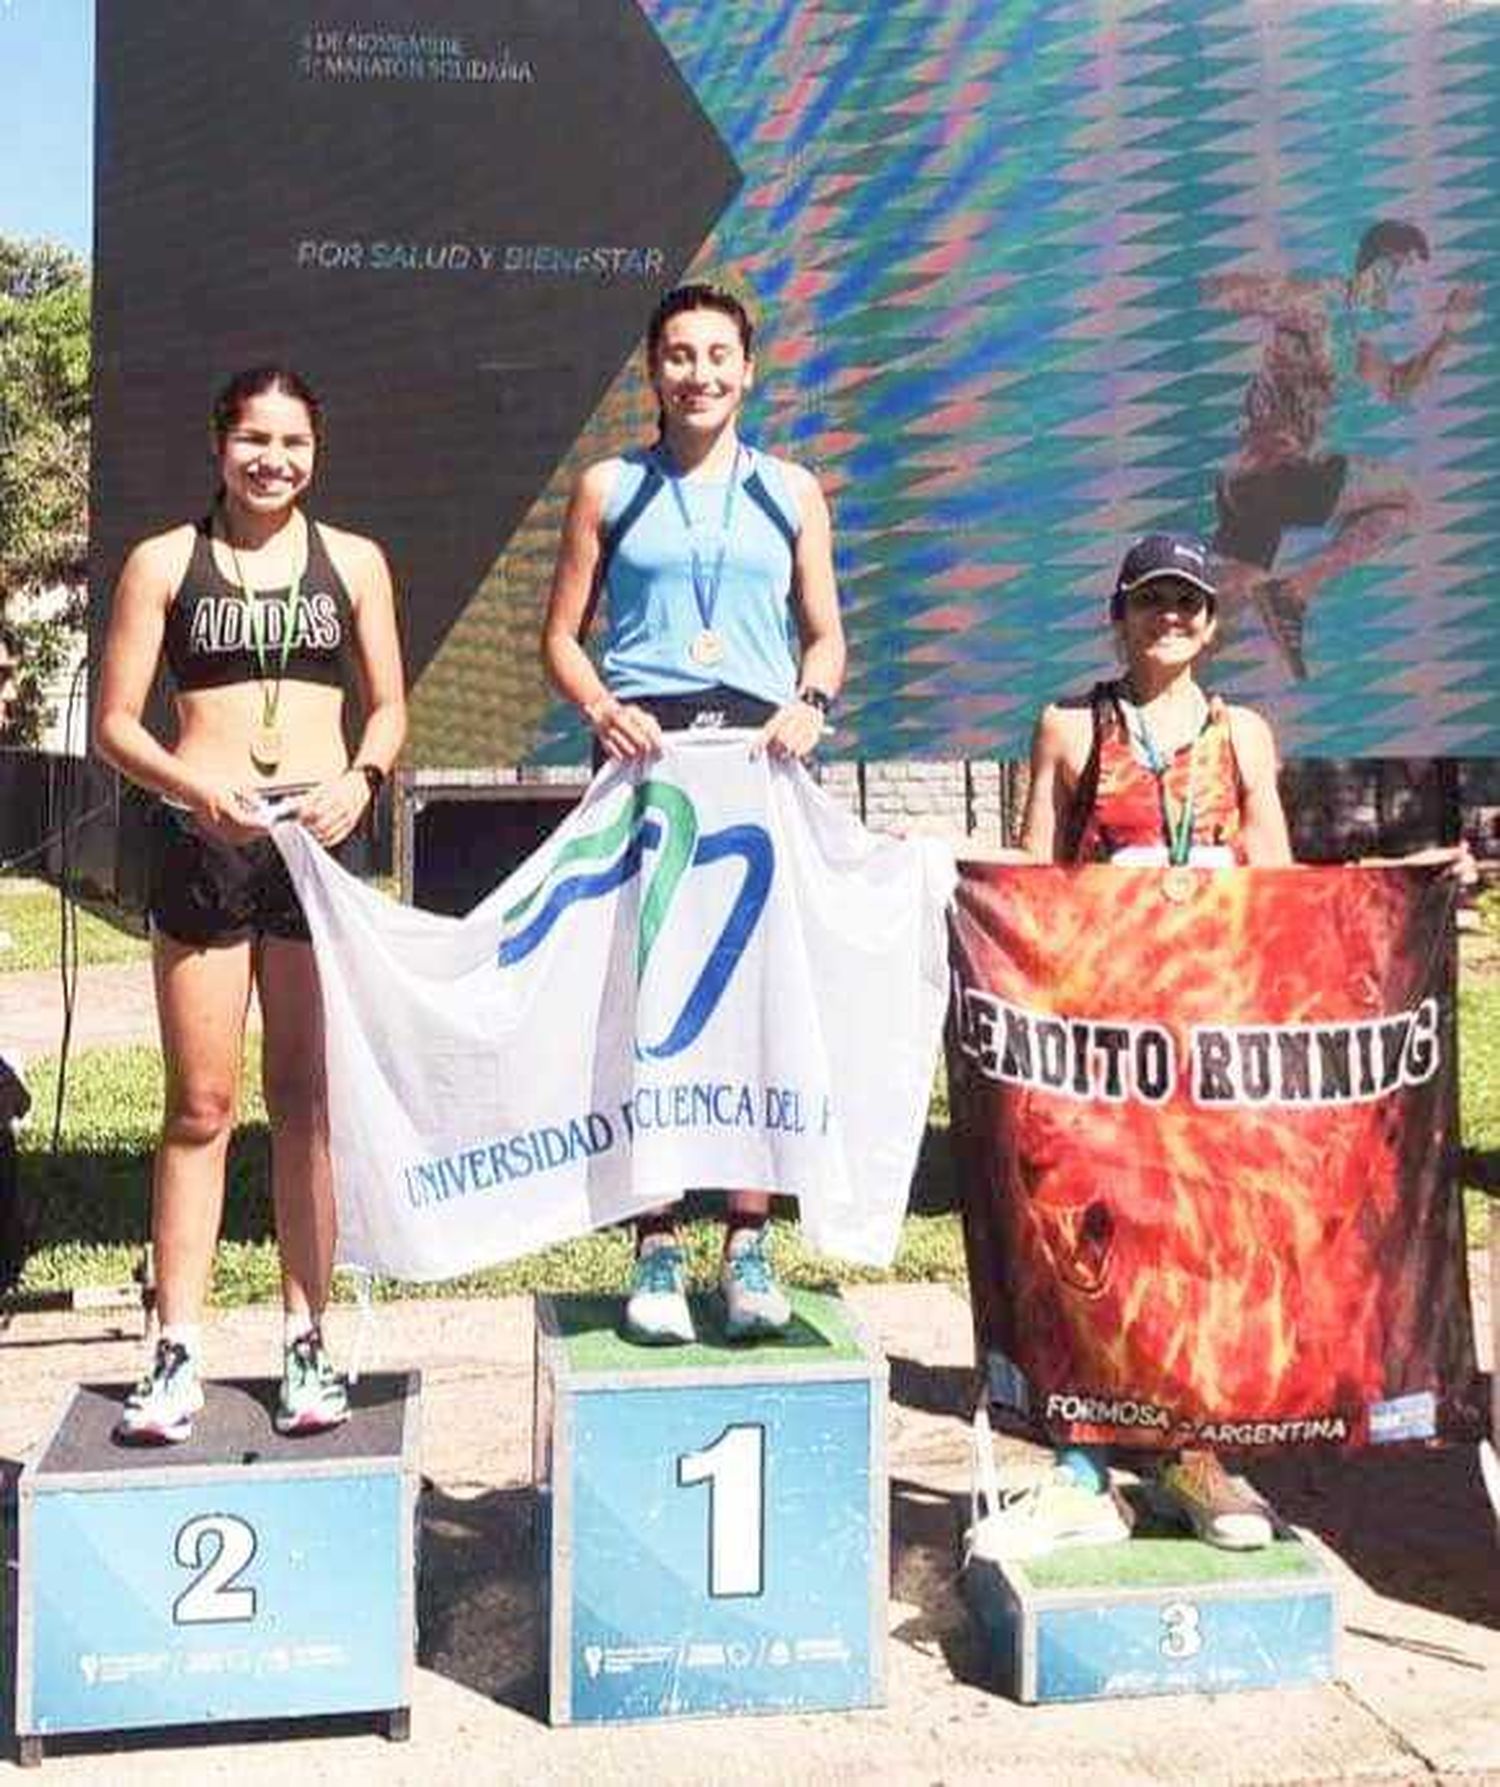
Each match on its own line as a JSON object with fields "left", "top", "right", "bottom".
{"left": 1020, "top": 1534, "right": 1321, "bottom": 1592}
{"left": 550, "top": 1286, "right": 866, "bottom": 1372}
{"left": 8, "top": 979, "right": 1496, "bottom": 1303}
{"left": 0, "top": 877, "right": 149, "bottom": 972}
{"left": 11, "top": 1039, "right": 967, "bottom": 1303}
{"left": 1459, "top": 982, "right": 1498, "bottom": 1245}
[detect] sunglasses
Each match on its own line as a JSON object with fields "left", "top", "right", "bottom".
{"left": 1124, "top": 581, "right": 1212, "bottom": 617}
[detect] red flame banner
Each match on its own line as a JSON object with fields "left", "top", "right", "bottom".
{"left": 949, "top": 865, "right": 1477, "bottom": 1449}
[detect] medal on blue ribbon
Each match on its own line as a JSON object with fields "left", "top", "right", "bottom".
{"left": 661, "top": 445, "right": 742, "bottom": 672}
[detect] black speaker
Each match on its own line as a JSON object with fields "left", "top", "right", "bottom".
{"left": 398, "top": 775, "right": 584, "bottom": 916}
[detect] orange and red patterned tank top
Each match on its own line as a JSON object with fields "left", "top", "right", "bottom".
{"left": 1062, "top": 681, "right": 1247, "bottom": 865}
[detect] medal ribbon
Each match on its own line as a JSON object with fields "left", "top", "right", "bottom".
{"left": 1130, "top": 698, "right": 1208, "bottom": 867}
{"left": 224, "top": 517, "right": 305, "bottom": 733}
{"left": 659, "top": 444, "right": 742, "bottom": 637}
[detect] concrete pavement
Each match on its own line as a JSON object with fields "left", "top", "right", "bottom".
{"left": 1, "top": 959, "right": 1497, "bottom": 1781}
{"left": 0, "top": 958, "right": 248, "bottom": 1070}
{"left": 1, "top": 1285, "right": 1497, "bottom": 1784}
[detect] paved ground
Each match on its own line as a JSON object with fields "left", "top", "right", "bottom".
{"left": 0, "top": 960, "right": 256, "bottom": 1070}
{"left": 0, "top": 1289, "right": 1497, "bottom": 1784}
{"left": 1, "top": 961, "right": 1497, "bottom": 1782}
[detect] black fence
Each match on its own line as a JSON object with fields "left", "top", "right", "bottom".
{"left": 0, "top": 749, "right": 123, "bottom": 891}
{"left": 2, "top": 750, "right": 1496, "bottom": 908}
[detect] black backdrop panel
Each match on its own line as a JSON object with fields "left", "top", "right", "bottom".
{"left": 90, "top": 1, "right": 740, "bottom": 677}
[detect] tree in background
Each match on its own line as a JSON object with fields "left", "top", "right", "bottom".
{"left": 0, "top": 238, "right": 90, "bottom": 747}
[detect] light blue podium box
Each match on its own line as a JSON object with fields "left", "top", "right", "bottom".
{"left": 533, "top": 1289, "right": 887, "bottom": 1725}
{"left": 14, "top": 1372, "right": 419, "bottom": 1760}
{"left": 964, "top": 1524, "right": 1340, "bottom": 1704}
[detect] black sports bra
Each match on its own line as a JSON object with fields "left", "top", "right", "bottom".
{"left": 163, "top": 518, "right": 355, "bottom": 693}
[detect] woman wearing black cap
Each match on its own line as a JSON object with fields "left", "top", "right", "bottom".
{"left": 1008, "top": 531, "right": 1292, "bottom": 1553}
{"left": 1024, "top": 532, "right": 1291, "bottom": 877}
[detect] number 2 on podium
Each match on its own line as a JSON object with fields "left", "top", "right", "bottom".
{"left": 677, "top": 1423, "right": 766, "bottom": 1599}
{"left": 172, "top": 1513, "right": 259, "bottom": 1625}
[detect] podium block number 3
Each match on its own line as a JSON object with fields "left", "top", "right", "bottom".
{"left": 173, "top": 1513, "right": 259, "bottom": 1625}
{"left": 677, "top": 1423, "right": 765, "bottom": 1599}
{"left": 1158, "top": 1600, "right": 1203, "bottom": 1660}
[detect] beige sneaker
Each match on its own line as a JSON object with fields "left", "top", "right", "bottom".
{"left": 1158, "top": 1450, "right": 1273, "bottom": 1550}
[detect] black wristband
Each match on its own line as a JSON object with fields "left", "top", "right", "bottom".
{"left": 355, "top": 762, "right": 385, "bottom": 797}
{"left": 797, "top": 686, "right": 833, "bottom": 717}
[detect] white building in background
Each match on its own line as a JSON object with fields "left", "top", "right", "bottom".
{"left": 8, "top": 583, "right": 87, "bottom": 756}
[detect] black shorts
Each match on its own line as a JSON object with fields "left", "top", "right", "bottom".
{"left": 147, "top": 797, "right": 359, "bottom": 947}
{"left": 592, "top": 685, "right": 779, "bottom": 770}
{"left": 1212, "top": 455, "right": 1348, "bottom": 569}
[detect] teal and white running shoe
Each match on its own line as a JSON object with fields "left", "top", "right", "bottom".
{"left": 624, "top": 1241, "right": 695, "bottom": 1345}
{"left": 275, "top": 1327, "right": 350, "bottom": 1436}
{"left": 115, "top": 1339, "right": 204, "bottom": 1445}
{"left": 721, "top": 1229, "right": 791, "bottom": 1340}
{"left": 965, "top": 1471, "right": 1133, "bottom": 1562}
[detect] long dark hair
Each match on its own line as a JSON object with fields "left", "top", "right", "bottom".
{"left": 211, "top": 365, "right": 324, "bottom": 450}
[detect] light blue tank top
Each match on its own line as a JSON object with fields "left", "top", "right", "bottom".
{"left": 599, "top": 443, "right": 802, "bottom": 705}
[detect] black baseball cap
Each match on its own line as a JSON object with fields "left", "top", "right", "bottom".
{"left": 1111, "top": 533, "right": 1218, "bottom": 619}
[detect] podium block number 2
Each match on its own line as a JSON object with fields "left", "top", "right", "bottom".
{"left": 173, "top": 1513, "right": 259, "bottom": 1625}
{"left": 677, "top": 1423, "right": 765, "bottom": 1599}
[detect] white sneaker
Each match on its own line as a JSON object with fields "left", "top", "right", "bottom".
{"left": 274, "top": 1326, "right": 350, "bottom": 1436}
{"left": 720, "top": 1229, "right": 791, "bottom": 1340}
{"left": 115, "top": 1338, "right": 205, "bottom": 1445}
{"left": 624, "top": 1241, "right": 695, "bottom": 1345}
{"left": 988, "top": 1451, "right": 1076, "bottom": 1496}
{"left": 966, "top": 1471, "right": 1132, "bottom": 1563}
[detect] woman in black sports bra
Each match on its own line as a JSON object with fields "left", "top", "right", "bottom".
{"left": 93, "top": 366, "right": 405, "bottom": 1445}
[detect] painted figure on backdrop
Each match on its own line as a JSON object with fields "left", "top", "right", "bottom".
{"left": 94, "top": 366, "right": 405, "bottom": 1443}
{"left": 542, "top": 281, "right": 845, "bottom": 1346}
{"left": 1206, "top": 221, "right": 1480, "bottom": 678}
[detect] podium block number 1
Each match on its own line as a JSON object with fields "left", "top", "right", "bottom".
{"left": 677, "top": 1423, "right": 765, "bottom": 1599}
{"left": 173, "top": 1513, "right": 259, "bottom": 1626}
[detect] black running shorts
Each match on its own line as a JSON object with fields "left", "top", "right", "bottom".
{"left": 590, "top": 685, "right": 778, "bottom": 770}
{"left": 147, "top": 799, "right": 358, "bottom": 946}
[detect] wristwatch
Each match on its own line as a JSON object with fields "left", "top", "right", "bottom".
{"left": 797, "top": 687, "right": 833, "bottom": 717}
{"left": 355, "top": 762, "right": 385, "bottom": 797}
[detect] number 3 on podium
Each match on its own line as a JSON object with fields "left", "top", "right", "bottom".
{"left": 677, "top": 1423, "right": 765, "bottom": 1599}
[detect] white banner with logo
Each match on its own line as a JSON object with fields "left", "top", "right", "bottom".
{"left": 273, "top": 733, "right": 956, "bottom": 1280}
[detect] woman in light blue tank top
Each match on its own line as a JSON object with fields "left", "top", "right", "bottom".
{"left": 542, "top": 282, "right": 845, "bottom": 1346}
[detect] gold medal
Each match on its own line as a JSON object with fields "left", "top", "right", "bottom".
{"left": 224, "top": 512, "right": 305, "bottom": 785}
{"left": 689, "top": 627, "right": 725, "bottom": 667}
{"left": 1161, "top": 864, "right": 1194, "bottom": 904}
{"left": 251, "top": 722, "right": 283, "bottom": 773}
